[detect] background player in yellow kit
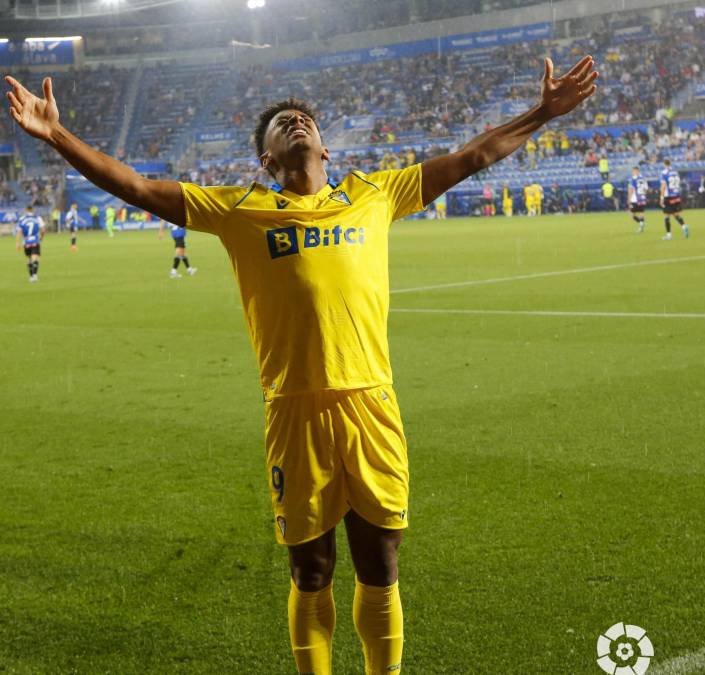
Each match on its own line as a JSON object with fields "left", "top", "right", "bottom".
{"left": 524, "top": 182, "right": 536, "bottom": 216}
{"left": 502, "top": 182, "right": 513, "bottom": 216}
{"left": 6, "top": 55, "right": 597, "bottom": 674}
{"left": 531, "top": 181, "right": 544, "bottom": 215}
{"left": 433, "top": 192, "right": 447, "bottom": 218}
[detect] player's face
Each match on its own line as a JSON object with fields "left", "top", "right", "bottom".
{"left": 261, "top": 109, "right": 329, "bottom": 170}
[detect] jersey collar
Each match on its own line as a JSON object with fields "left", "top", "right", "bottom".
{"left": 270, "top": 176, "right": 339, "bottom": 195}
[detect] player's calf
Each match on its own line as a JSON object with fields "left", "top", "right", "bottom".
{"left": 674, "top": 214, "right": 689, "bottom": 238}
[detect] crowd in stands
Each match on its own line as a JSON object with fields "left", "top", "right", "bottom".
{"left": 0, "top": 175, "right": 18, "bottom": 206}
{"left": 361, "top": 16, "right": 705, "bottom": 144}
{"left": 0, "top": 115, "right": 10, "bottom": 144}
{"left": 18, "top": 175, "right": 59, "bottom": 207}
{"left": 568, "top": 17, "right": 703, "bottom": 126}
{"left": 189, "top": 119, "right": 705, "bottom": 192}
{"left": 2, "top": 6, "right": 705, "bottom": 220}
{"left": 0, "top": 171, "right": 58, "bottom": 208}
{"left": 199, "top": 41, "right": 549, "bottom": 158}
{"left": 509, "top": 122, "right": 705, "bottom": 170}
{"left": 6, "top": 67, "right": 132, "bottom": 169}
{"left": 128, "top": 15, "right": 705, "bottom": 162}
{"left": 130, "top": 64, "right": 224, "bottom": 159}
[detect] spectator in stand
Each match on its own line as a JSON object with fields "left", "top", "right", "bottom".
{"left": 404, "top": 148, "right": 416, "bottom": 167}
{"left": 482, "top": 184, "right": 495, "bottom": 216}
{"left": 601, "top": 181, "right": 618, "bottom": 211}
{"left": 90, "top": 204, "right": 100, "bottom": 230}
{"left": 548, "top": 183, "right": 563, "bottom": 214}
{"left": 502, "top": 182, "right": 513, "bottom": 217}
{"left": 51, "top": 206, "right": 60, "bottom": 231}
{"left": 526, "top": 137, "right": 537, "bottom": 169}
{"left": 585, "top": 149, "right": 598, "bottom": 167}
{"left": 599, "top": 154, "right": 609, "bottom": 180}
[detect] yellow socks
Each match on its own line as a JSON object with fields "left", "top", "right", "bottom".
{"left": 287, "top": 577, "right": 403, "bottom": 673}
{"left": 288, "top": 579, "right": 336, "bottom": 675}
{"left": 352, "top": 579, "right": 404, "bottom": 674}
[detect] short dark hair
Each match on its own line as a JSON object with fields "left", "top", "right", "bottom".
{"left": 254, "top": 98, "right": 320, "bottom": 157}
{"left": 664, "top": 159, "right": 671, "bottom": 166}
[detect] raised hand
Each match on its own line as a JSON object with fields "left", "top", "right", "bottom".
{"left": 540, "top": 56, "right": 598, "bottom": 119}
{"left": 5, "top": 76, "right": 60, "bottom": 142}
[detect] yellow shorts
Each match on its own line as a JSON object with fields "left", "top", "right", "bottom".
{"left": 264, "top": 385, "right": 409, "bottom": 546}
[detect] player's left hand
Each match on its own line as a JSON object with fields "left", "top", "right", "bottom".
{"left": 540, "top": 56, "right": 598, "bottom": 119}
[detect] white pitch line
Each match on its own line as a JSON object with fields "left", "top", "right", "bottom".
{"left": 649, "top": 647, "right": 705, "bottom": 674}
{"left": 390, "top": 255, "right": 705, "bottom": 295}
{"left": 390, "top": 308, "right": 705, "bottom": 319}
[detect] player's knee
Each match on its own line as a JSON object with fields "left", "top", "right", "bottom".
{"left": 290, "top": 544, "right": 336, "bottom": 591}
{"left": 355, "top": 540, "right": 400, "bottom": 586}
{"left": 291, "top": 559, "right": 335, "bottom": 592}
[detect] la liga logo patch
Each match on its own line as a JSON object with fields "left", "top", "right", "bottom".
{"left": 596, "top": 622, "right": 653, "bottom": 674}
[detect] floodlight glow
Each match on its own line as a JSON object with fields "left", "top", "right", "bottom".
{"left": 25, "top": 36, "right": 83, "bottom": 42}
{"left": 0, "top": 39, "right": 9, "bottom": 44}
{"left": 247, "top": 0, "right": 266, "bottom": 8}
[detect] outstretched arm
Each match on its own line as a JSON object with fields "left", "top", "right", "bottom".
{"left": 421, "top": 56, "right": 598, "bottom": 206}
{"left": 5, "top": 76, "right": 185, "bottom": 226}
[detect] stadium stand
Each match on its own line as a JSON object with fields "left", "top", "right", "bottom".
{"left": 2, "top": 2, "right": 705, "bottom": 217}
{"left": 126, "top": 15, "right": 705, "bottom": 163}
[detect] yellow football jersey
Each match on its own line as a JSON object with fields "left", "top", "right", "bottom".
{"left": 180, "top": 164, "right": 423, "bottom": 399}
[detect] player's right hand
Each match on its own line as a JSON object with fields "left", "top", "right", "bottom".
{"left": 5, "top": 76, "right": 60, "bottom": 142}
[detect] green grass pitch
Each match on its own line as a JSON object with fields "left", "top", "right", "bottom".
{"left": 1, "top": 212, "right": 704, "bottom": 673}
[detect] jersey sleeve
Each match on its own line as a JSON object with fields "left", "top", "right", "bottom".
{"left": 179, "top": 183, "right": 249, "bottom": 236}
{"left": 365, "top": 164, "right": 424, "bottom": 222}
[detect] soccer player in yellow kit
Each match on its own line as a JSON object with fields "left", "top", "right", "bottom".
{"left": 5, "top": 55, "right": 596, "bottom": 674}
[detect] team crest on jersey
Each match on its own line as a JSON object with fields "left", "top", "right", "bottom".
{"left": 329, "top": 190, "right": 351, "bottom": 205}
{"left": 276, "top": 516, "right": 287, "bottom": 538}
{"left": 275, "top": 197, "right": 289, "bottom": 210}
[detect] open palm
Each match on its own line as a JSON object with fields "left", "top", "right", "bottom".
{"left": 5, "top": 76, "right": 60, "bottom": 142}
{"left": 541, "top": 56, "right": 598, "bottom": 119}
